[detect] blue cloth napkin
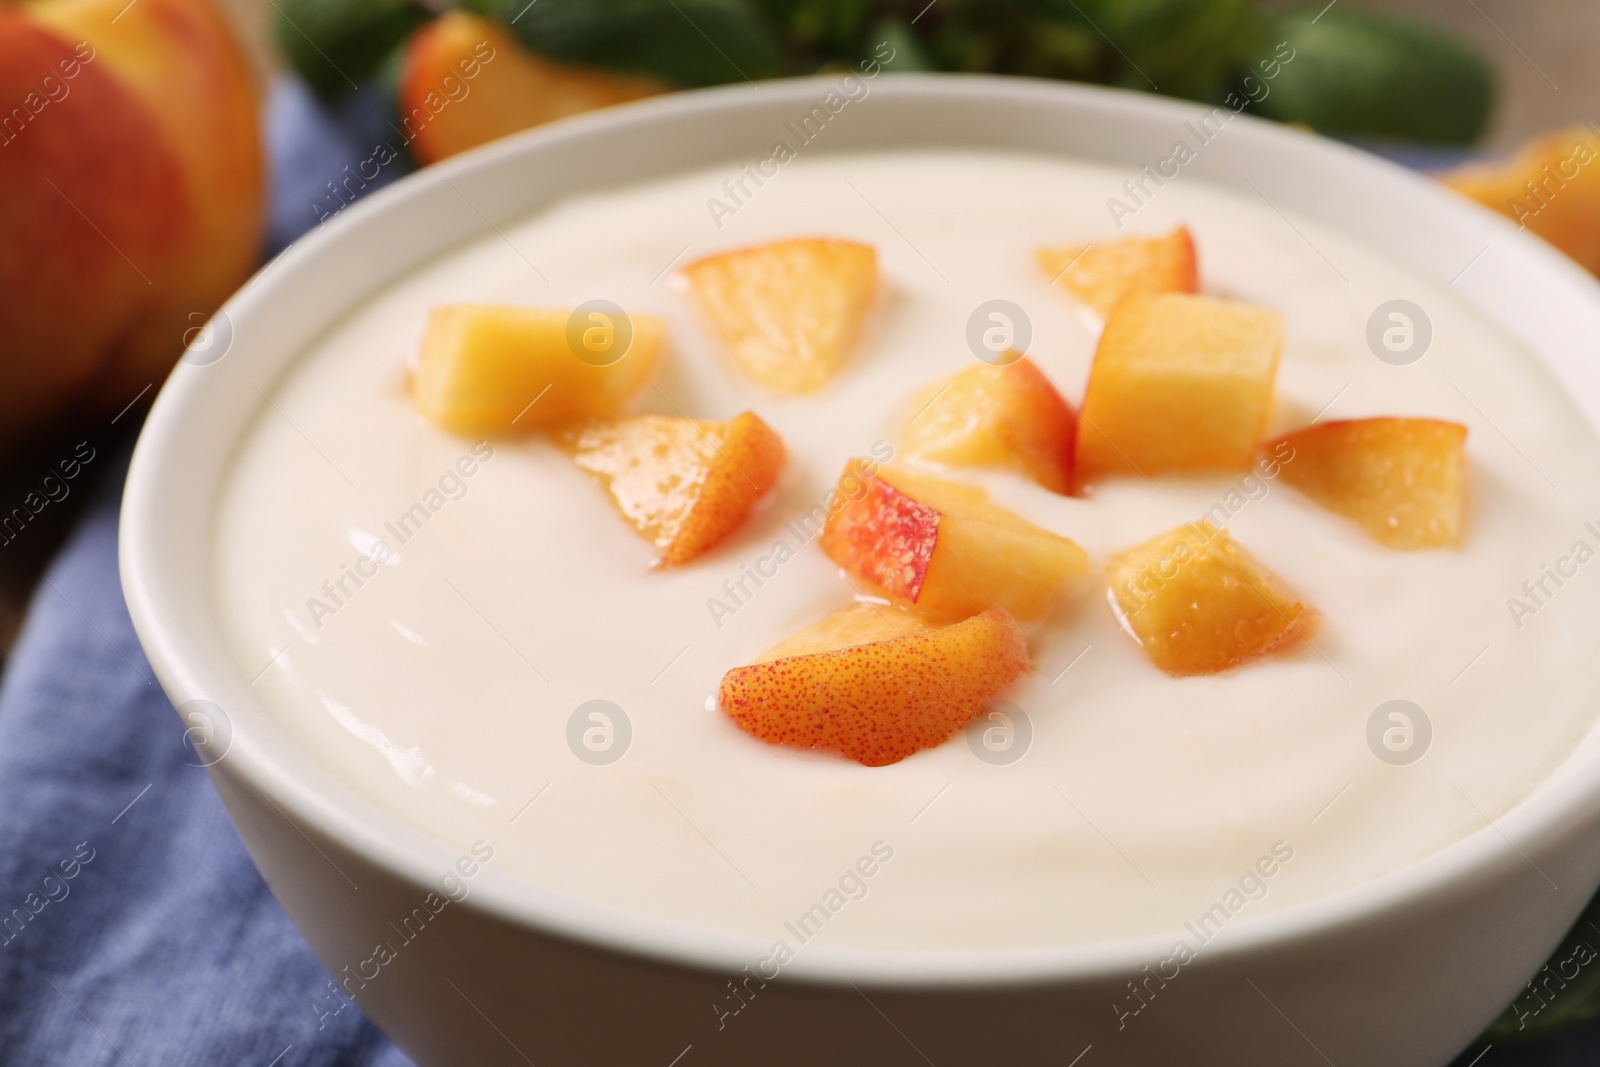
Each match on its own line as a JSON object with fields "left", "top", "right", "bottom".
{"left": 0, "top": 74, "right": 1596, "bottom": 1066}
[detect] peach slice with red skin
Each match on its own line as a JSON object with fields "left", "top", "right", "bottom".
{"left": 719, "top": 604, "right": 1030, "bottom": 767}
{"left": 558, "top": 411, "right": 784, "bottom": 566}
{"left": 819, "top": 461, "right": 1088, "bottom": 621}
{"left": 1266, "top": 418, "right": 1468, "bottom": 550}
{"left": 1037, "top": 227, "right": 1199, "bottom": 316}
{"left": 683, "top": 237, "right": 877, "bottom": 393}
{"left": 901, "top": 356, "right": 1079, "bottom": 495}
{"left": 1076, "top": 292, "right": 1284, "bottom": 480}
{"left": 1108, "top": 520, "right": 1315, "bottom": 675}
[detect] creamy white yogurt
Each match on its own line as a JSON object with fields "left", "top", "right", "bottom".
{"left": 214, "top": 150, "right": 1600, "bottom": 951}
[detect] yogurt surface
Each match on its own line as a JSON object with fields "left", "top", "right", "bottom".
{"left": 213, "top": 149, "right": 1600, "bottom": 951}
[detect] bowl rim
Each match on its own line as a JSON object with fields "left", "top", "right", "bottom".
{"left": 121, "top": 72, "right": 1600, "bottom": 987}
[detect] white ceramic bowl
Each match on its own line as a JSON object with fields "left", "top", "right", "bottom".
{"left": 121, "top": 75, "right": 1600, "bottom": 1066}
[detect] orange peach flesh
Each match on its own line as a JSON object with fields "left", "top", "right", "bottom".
{"left": 1442, "top": 127, "right": 1600, "bottom": 276}
{"left": 901, "top": 357, "right": 1078, "bottom": 495}
{"left": 720, "top": 604, "right": 1030, "bottom": 767}
{"left": 1268, "top": 418, "right": 1469, "bottom": 550}
{"left": 410, "top": 304, "right": 663, "bottom": 436}
{"left": 1076, "top": 292, "right": 1283, "bottom": 480}
{"left": 559, "top": 411, "right": 784, "bottom": 566}
{"left": 1037, "top": 226, "right": 1198, "bottom": 316}
{"left": 684, "top": 237, "right": 877, "bottom": 393}
{"left": 1107, "top": 521, "right": 1315, "bottom": 675}
{"left": 401, "top": 12, "right": 663, "bottom": 166}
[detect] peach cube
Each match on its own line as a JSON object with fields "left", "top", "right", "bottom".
{"left": 559, "top": 411, "right": 784, "bottom": 566}
{"left": 1077, "top": 293, "right": 1283, "bottom": 479}
{"left": 683, "top": 237, "right": 876, "bottom": 392}
{"left": 1037, "top": 227, "right": 1198, "bottom": 316}
{"left": 411, "top": 304, "right": 663, "bottom": 436}
{"left": 1268, "top": 418, "right": 1468, "bottom": 549}
{"left": 819, "top": 461, "right": 1088, "bottom": 621}
{"left": 1107, "top": 521, "right": 1315, "bottom": 675}
{"left": 902, "top": 357, "right": 1078, "bottom": 495}
{"left": 719, "top": 604, "right": 1030, "bottom": 767}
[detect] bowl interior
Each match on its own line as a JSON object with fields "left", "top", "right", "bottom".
{"left": 121, "top": 74, "right": 1600, "bottom": 985}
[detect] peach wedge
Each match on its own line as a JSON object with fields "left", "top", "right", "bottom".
{"left": 901, "top": 357, "right": 1078, "bottom": 494}
{"left": 1077, "top": 293, "right": 1283, "bottom": 480}
{"left": 559, "top": 411, "right": 784, "bottom": 566}
{"left": 1268, "top": 418, "right": 1468, "bottom": 550}
{"left": 1443, "top": 126, "right": 1600, "bottom": 275}
{"left": 400, "top": 13, "right": 662, "bottom": 166}
{"left": 412, "top": 304, "right": 663, "bottom": 436}
{"left": 1108, "top": 521, "right": 1314, "bottom": 675}
{"left": 820, "top": 462, "right": 1088, "bottom": 621}
{"left": 1037, "top": 227, "right": 1198, "bottom": 316}
{"left": 719, "top": 604, "right": 1030, "bottom": 767}
{"left": 684, "top": 237, "right": 876, "bottom": 392}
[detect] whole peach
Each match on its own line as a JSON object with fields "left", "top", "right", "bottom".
{"left": 0, "top": 0, "right": 263, "bottom": 456}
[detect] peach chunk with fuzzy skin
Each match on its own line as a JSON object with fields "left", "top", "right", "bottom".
{"left": 1076, "top": 292, "right": 1283, "bottom": 480}
{"left": 558, "top": 411, "right": 784, "bottom": 566}
{"left": 1267, "top": 418, "right": 1469, "bottom": 550}
{"left": 411, "top": 304, "right": 663, "bottom": 437}
{"left": 683, "top": 237, "right": 877, "bottom": 393}
{"left": 1037, "top": 227, "right": 1198, "bottom": 316}
{"left": 1108, "top": 520, "right": 1315, "bottom": 676}
{"left": 901, "top": 357, "right": 1078, "bottom": 495}
{"left": 819, "top": 461, "right": 1089, "bottom": 622}
{"left": 719, "top": 604, "right": 1030, "bottom": 767}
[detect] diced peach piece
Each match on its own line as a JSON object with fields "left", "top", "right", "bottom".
{"left": 1037, "top": 227, "right": 1198, "bottom": 316}
{"left": 411, "top": 304, "right": 662, "bottom": 436}
{"left": 1107, "top": 521, "right": 1315, "bottom": 675}
{"left": 819, "top": 462, "right": 1088, "bottom": 621}
{"left": 1077, "top": 293, "right": 1283, "bottom": 480}
{"left": 719, "top": 604, "right": 1030, "bottom": 767}
{"left": 559, "top": 411, "right": 784, "bottom": 566}
{"left": 1442, "top": 127, "right": 1600, "bottom": 275}
{"left": 1267, "top": 418, "right": 1468, "bottom": 550}
{"left": 901, "top": 357, "right": 1078, "bottom": 494}
{"left": 683, "top": 238, "right": 876, "bottom": 392}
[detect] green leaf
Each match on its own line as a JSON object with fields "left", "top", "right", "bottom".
{"left": 865, "top": 15, "right": 934, "bottom": 73}
{"left": 497, "top": 0, "right": 784, "bottom": 86}
{"left": 271, "top": 0, "right": 433, "bottom": 101}
{"left": 1068, "top": 0, "right": 1266, "bottom": 101}
{"left": 1256, "top": 7, "right": 1494, "bottom": 144}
